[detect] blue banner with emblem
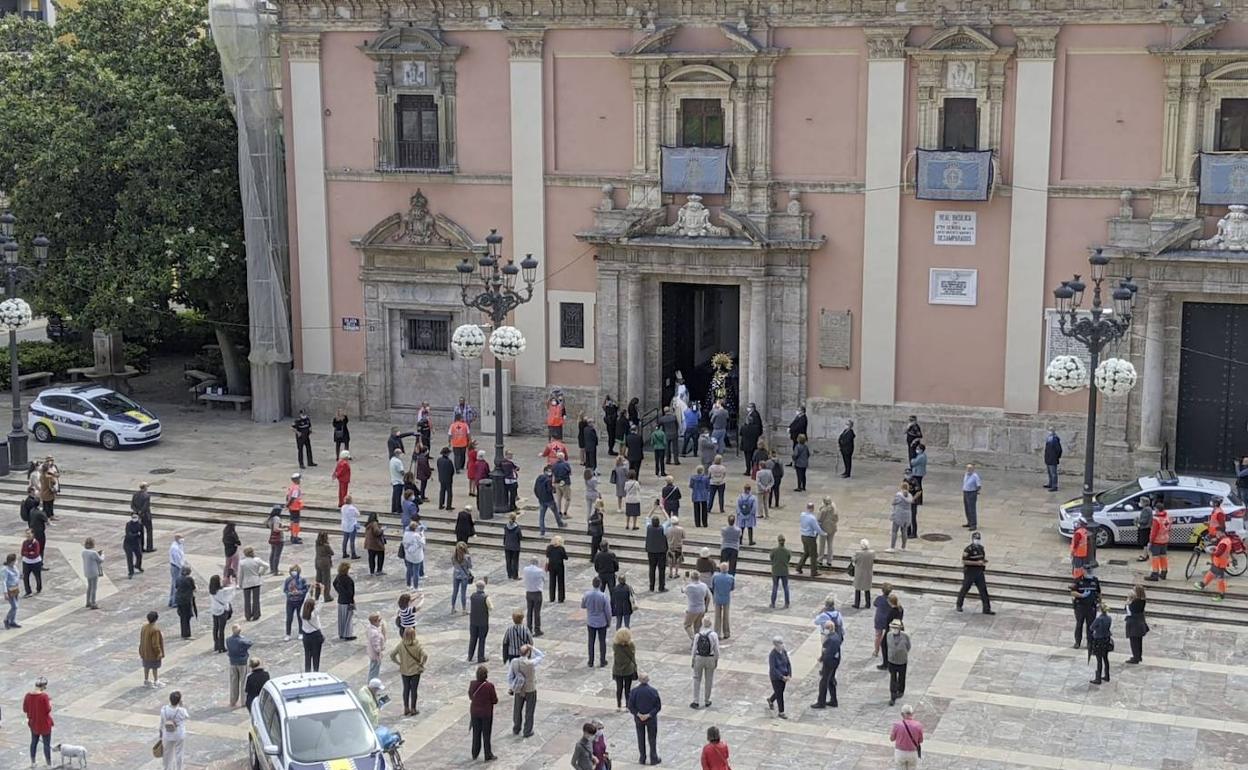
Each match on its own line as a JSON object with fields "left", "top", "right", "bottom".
{"left": 661, "top": 146, "right": 729, "bottom": 195}
{"left": 915, "top": 148, "right": 993, "bottom": 202}
{"left": 1199, "top": 152, "right": 1248, "bottom": 205}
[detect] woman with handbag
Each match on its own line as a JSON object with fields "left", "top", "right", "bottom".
{"left": 364, "top": 512, "right": 387, "bottom": 576}
{"left": 157, "top": 690, "right": 189, "bottom": 770}
{"left": 208, "top": 575, "right": 236, "bottom": 653}
{"left": 1124, "top": 585, "right": 1149, "bottom": 664}
{"left": 1088, "top": 603, "right": 1114, "bottom": 684}
{"left": 221, "top": 524, "right": 242, "bottom": 586}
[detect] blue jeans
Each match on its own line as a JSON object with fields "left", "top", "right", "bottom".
{"left": 168, "top": 563, "right": 180, "bottom": 607}
{"left": 451, "top": 576, "right": 470, "bottom": 610}
{"left": 712, "top": 429, "right": 726, "bottom": 453}
{"left": 405, "top": 560, "right": 421, "bottom": 589}
{"left": 5, "top": 592, "right": 17, "bottom": 625}
{"left": 341, "top": 530, "right": 357, "bottom": 557}
{"left": 368, "top": 658, "right": 381, "bottom": 682}
{"left": 1046, "top": 465, "right": 1059, "bottom": 489}
{"left": 538, "top": 499, "right": 564, "bottom": 536}
{"left": 771, "top": 576, "right": 790, "bottom": 607}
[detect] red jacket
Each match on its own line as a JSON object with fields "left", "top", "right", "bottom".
{"left": 23, "top": 691, "right": 53, "bottom": 734}
{"left": 468, "top": 679, "right": 497, "bottom": 718}
{"left": 21, "top": 538, "right": 41, "bottom": 561}
{"left": 1149, "top": 511, "right": 1172, "bottom": 545}
{"left": 701, "top": 741, "right": 731, "bottom": 770}
{"left": 332, "top": 460, "right": 351, "bottom": 486}
{"left": 1070, "top": 527, "right": 1088, "bottom": 558}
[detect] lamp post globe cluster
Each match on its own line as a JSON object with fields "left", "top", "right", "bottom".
{"left": 1050, "top": 247, "right": 1139, "bottom": 562}
{"left": 0, "top": 211, "right": 49, "bottom": 476}
{"left": 455, "top": 229, "right": 538, "bottom": 516}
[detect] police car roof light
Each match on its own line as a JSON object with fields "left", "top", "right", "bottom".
{"left": 1155, "top": 470, "right": 1178, "bottom": 486}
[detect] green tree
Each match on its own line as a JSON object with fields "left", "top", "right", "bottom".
{"left": 0, "top": 0, "right": 248, "bottom": 391}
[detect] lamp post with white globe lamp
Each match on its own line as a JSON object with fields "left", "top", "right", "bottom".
{"left": 0, "top": 211, "right": 49, "bottom": 475}
{"left": 455, "top": 229, "right": 538, "bottom": 516}
{"left": 1051, "top": 248, "right": 1139, "bottom": 565}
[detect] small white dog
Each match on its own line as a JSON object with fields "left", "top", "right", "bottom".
{"left": 54, "top": 743, "right": 88, "bottom": 768}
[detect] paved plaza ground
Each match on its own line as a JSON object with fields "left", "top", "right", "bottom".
{"left": 1, "top": 405, "right": 1246, "bottom": 769}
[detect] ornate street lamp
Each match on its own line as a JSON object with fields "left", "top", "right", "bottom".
{"left": 0, "top": 211, "right": 49, "bottom": 475}
{"left": 1048, "top": 248, "right": 1139, "bottom": 564}
{"left": 452, "top": 229, "right": 538, "bottom": 516}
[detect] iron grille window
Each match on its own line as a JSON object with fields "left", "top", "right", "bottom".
{"left": 679, "top": 98, "right": 724, "bottom": 148}
{"left": 395, "top": 94, "right": 440, "bottom": 169}
{"left": 405, "top": 315, "right": 450, "bottom": 354}
{"left": 559, "top": 302, "right": 585, "bottom": 349}
{"left": 941, "top": 97, "right": 978, "bottom": 151}
{"left": 1218, "top": 99, "right": 1248, "bottom": 152}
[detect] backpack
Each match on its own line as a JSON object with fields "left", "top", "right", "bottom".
{"left": 19, "top": 500, "right": 29, "bottom": 522}
{"left": 737, "top": 496, "right": 751, "bottom": 517}
{"left": 695, "top": 632, "right": 713, "bottom": 657}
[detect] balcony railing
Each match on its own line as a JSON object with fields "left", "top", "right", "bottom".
{"left": 374, "top": 140, "right": 455, "bottom": 173}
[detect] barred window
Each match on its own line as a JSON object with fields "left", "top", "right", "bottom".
{"left": 405, "top": 315, "right": 450, "bottom": 354}
{"left": 559, "top": 302, "right": 585, "bottom": 349}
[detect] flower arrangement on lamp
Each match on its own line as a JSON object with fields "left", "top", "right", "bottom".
{"left": 1045, "top": 354, "right": 1088, "bottom": 394}
{"left": 451, "top": 323, "right": 486, "bottom": 359}
{"left": 489, "top": 325, "right": 527, "bottom": 360}
{"left": 0, "top": 298, "right": 32, "bottom": 331}
{"left": 1094, "top": 357, "right": 1137, "bottom": 397}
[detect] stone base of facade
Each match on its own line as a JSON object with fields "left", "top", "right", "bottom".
{"left": 801, "top": 399, "right": 1136, "bottom": 480}
{"left": 290, "top": 370, "right": 364, "bottom": 419}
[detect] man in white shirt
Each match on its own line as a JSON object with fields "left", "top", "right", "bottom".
{"left": 340, "top": 497, "right": 361, "bottom": 559}
{"left": 522, "top": 556, "right": 546, "bottom": 636}
{"left": 168, "top": 534, "right": 186, "bottom": 608}
{"left": 690, "top": 617, "right": 720, "bottom": 709}
{"left": 390, "top": 449, "right": 406, "bottom": 514}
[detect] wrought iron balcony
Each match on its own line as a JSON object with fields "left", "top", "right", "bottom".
{"left": 374, "top": 140, "right": 455, "bottom": 173}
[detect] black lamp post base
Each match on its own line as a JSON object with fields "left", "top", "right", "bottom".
{"left": 9, "top": 430, "right": 27, "bottom": 469}
{"left": 490, "top": 467, "right": 511, "bottom": 517}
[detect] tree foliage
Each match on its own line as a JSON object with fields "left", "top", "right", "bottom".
{"left": 0, "top": 0, "right": 246, "bottom": 343}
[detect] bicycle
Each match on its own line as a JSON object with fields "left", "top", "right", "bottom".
{"left": 1185, "top": 531, "right": 1248, "bottom": 579}
{"left": 376, "top": 725, "right": 406, "bottom": 770}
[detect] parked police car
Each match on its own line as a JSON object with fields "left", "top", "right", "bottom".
{"left": 248, "top": 672, "right": 385, "bottom": 770}
{"left": 26, "top": 386, "right": 161, "bottom": 450}
{"left": 1057, "top": 471, "right": 1244, "bottom": 547}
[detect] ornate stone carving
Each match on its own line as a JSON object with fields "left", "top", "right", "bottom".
{"left": 393, "top": 189, "right": 448, "bottom": 246}
{"left": 285, "top": 34, "right": 322, "bottom": 61}
{"left": 786, "top": 188, "right": 802, "bottom": 215}
{"left": 1118, "top": 190, "right": 1134, "bottom": 219}
{"left": 507, "top": 33, "right": 544, "bottom": 60}
{"left": 657, "top": 195, "right": 729, "bottom": 238}
{"left": 1014, "top": 27, "right": 1059, "bottom": 59}
{"left": 865, "top": 28, "right": 909, "bottom": 60}
{"left": 598, "top": 184, "right": 616, "bottom": 212}
{"left": 946, "top": 60, "right": 976, "bottom": 89}
{"left": 1191, "top": 205, "right": 1248, "bottom": 251}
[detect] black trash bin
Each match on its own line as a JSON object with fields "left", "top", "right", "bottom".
{"left": 477, "top": 478, "right": 495, "bottom": 520}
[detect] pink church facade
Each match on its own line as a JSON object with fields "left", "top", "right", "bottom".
{"left": 276, "top": 1, "right": 1248, "bottom": 476}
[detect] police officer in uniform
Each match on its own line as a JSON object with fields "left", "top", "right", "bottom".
{"left": 292, "top": 409, "right": 315, "bottom": 469}
{"left": 1069, "top": 570, "right": 1102, "bottom": 649}
{"left": 955, "top": 531, "right": 995, "bottom": 614}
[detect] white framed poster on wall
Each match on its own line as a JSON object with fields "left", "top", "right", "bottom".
{"left": 928, "top": 268, "right": 978, "bottom": 306}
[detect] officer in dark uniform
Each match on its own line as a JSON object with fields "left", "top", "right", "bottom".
{"left": 1069, "top": 570, "right": 1102, "bottom": 649}
{"left": 955, "top": 531, "right": 995, "bottom": 614}
{"left": 292, "top": 409, "right": 315, "bottom": 469}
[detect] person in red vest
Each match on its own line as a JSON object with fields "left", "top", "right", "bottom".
{"left": 332, "top": 451, "right": 352, "bottom": 507}
{"left": 547, "top": 395, "right": 566, "bottom": 441}
{"left": 449, "top": 416, "right": 471, "bottom": 473}
{"left": 1070, "top": 519, "right": 1090, "bottom": 578}
{"left": 541, "top": 439, "right": 570, "bottom": 463}
{"left": 1145, "top": 507, "right": 1172, "bottom": 581}
{"left": 286, "top": 473, "right": 305, "bottom": 545}
{"left": 1206, "top": 496, "right": 1227, "bottom": 542}
{"left": 1196, "top": 532, "right": 1234, "bottom": 601}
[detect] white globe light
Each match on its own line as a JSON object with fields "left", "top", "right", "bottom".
{"left": 451, "top": 324, "right": 486, "bottom": 359}
{"left": 489, "top": 325, "right": 527, "bottom": 360}
{"left": 1045, "top": 354, "right": 1088, "bottom": 395}
{"left": 0, "top": 298, "right": 33, "bottom": 332}
{"left": 1094, "top": 357, "right": 1137, "bottom": 398}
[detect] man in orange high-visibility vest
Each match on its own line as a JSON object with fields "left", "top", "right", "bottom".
{"left": 286, "top": 473, "right": 305, "bottom": 545}
{"left": 1196, "top": 532, "right": 1234, "bottom": 601}
{"left": 546, "top": 397, "right": 565, "bottom": 441}
{"left": 1070, "top": 520, "right": 1090, "bottom": 578}
{"left": 449, "top": 417, "right": 471, "bottom": 472}
{"left": 1145, "top": 507, "right": 1172, "bottom": 581}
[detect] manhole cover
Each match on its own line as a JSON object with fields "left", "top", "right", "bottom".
{"left": 920, "top": 533, "right": 952, "bottom": 542}
{"left": 149, "top": 468, "right": 177, "bottom": 475}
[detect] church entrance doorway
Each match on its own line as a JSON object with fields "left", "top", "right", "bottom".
{"left": 660, "top": 282, "right": 740, "bottom": 416}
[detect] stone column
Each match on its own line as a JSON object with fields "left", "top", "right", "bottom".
{"left": 1138, "top": 292, "right": 1166, "bottom": 451}
{"left": 507, "top": 31, "right": 547, "bottom": 388}
{"left": 748, "top": 277, "right": 768, "bottom": 421}
{"left": 287, "top": 34, "right": 333, "bottom": 375}
{"left": 858, "top": 28, "right": 909, "bottom": 406}
{"left": 1002, "top": 27, "right": 1059, "bottom": 414}
{"left": 625, "top": 273, "right": 645, "bottom": 404}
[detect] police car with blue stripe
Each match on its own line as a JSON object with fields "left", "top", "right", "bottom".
{"left": 249, "top": 673, "right": 388, "bottom": 770}
{"left": 1057, "top": 471, "right": 1244, "bottom": 547}
{"left": 26, "top": 386, "right": 161, "bottom": 450}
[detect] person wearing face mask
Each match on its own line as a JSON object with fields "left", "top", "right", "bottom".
{"left": 282, "top": 565, "right": 309, "bottom": 642}
{"left": 955, "top": 531, "right": 995, "bottom": 614}
{"left": 124, "top": 512, "right": 145, "bottom": 578}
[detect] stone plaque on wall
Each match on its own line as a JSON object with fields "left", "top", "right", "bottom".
{"left": 1044, "top": 309, "right": 1093, "bottom": 370}
{"left": 819, "top": 309, "right": 852, "bottom": 369}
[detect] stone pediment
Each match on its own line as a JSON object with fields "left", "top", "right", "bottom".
{"left": 577, "top": 193, "right": 823, "bottom": 251}
{"left": 619, "top": 23, "right": 784, "bottom": 59}
{"left": 360, "top": 27, "right": 461, "bottom": 58}
{"left": 353, "top": 188, "right": 481, "bottom": 255}
{"left": 912, "top": 26, "right": 999, "bottom": 54}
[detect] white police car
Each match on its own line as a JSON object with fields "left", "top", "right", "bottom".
{"left": 1057, "top": 471, "right": 1244, "bottom": 547}
{"left": 26, "top": 386, "right": 161, "bottom": 450}
{"left": 248, "top": 672, "right": 386, "bottom": 770}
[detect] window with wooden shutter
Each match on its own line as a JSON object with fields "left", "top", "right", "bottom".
{"left": 395, "top": 94, "right": 440, "bottom": 169}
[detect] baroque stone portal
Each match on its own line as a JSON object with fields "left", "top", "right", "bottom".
{"left": 656, "top": 195, "right": 729, "bottom": 238}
